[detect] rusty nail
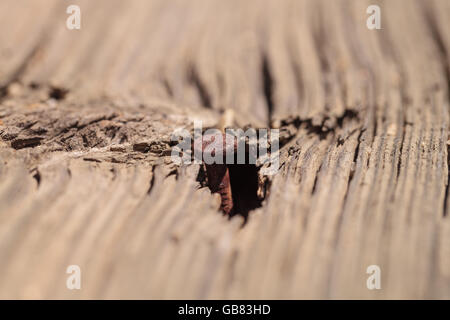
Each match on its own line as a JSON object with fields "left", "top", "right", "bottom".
{"left": 193, "top": 132, "right": 237, "bottom": 215}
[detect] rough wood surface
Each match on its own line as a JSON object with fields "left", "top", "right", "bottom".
{"left": 0, "top": 0, "right": 449, "bottom": 299}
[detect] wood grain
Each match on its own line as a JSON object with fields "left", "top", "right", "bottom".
{"left": 0, "top": 0, "right": 449, "bottom": 299}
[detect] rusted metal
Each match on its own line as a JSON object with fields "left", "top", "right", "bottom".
{"left": 193, "top": 132, "right": 237, "bottom": 215}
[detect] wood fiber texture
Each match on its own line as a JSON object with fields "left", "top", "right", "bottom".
{"left": 0, "top": 0, "right": 449, "bottom": 299}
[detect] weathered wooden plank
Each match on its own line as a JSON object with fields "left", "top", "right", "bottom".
{"left": 0, "top": 0, "right": 449, "bottom": 299}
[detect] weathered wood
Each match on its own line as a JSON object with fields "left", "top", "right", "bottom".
{"left": 0, "top": 0, "right": 449, "bottom": 299}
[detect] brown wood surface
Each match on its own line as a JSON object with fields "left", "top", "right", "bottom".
{"left": 0, "top": 0, "right": 449, "bottom": 299}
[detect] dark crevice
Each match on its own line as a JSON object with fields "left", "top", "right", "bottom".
{"left": 296, "top": 99, "right": 359, "bottom": 196}
{"left": 336, "top": 109, "right": 359, "bottom": 127}
{"left": 289, "top": 49, "right": 305, "bottom": 107}
{"left": 11, "top": 137, "right": 43, "bottom": 149}
{"left": 187, "top": 65, "right": 212, "bottom": 109}
{"left": 196, "top": 162, "right": 264, "bottom": 222}
{"left": 312, "top": 160, "right": 324, "bottom": 195}
{"left": 217, "top": 73, "right": 225, "bottom": 99}
{"left": 77, "top": 114, "right": 118, "bottom": 130}
{"left": 162, "top": 78, "right": 174, "bottom": 98}
{"left": 372, "top": 111, "right": 378, "bottom": 143}
{"left": 196, "top": 164, "right": 208, "bottom": 189}
{"left": 396, "top": 121, "right": 408, "bottom": 181}
{"left": 31, "top": 168, "right": 41, "bottom": 187}
{"left": 18, "top": 120, "right": 39, "bottom": 133}
{"left": 147, "top": 166, "right": 156, "bottom": 194}
{"left": 347, "top": 128, "right": 365, "bottom": 184}
{"left": 0, "top": 42, "right": 43, "bottom": 101}
{"left": 279, "top": 109, "right": 359, "bottom": 141}
{"left": 261, "top": 54, "right": 274, "bottom": 126}
{"left": 353, "top": 129, "right": 365, "bottom": 164}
